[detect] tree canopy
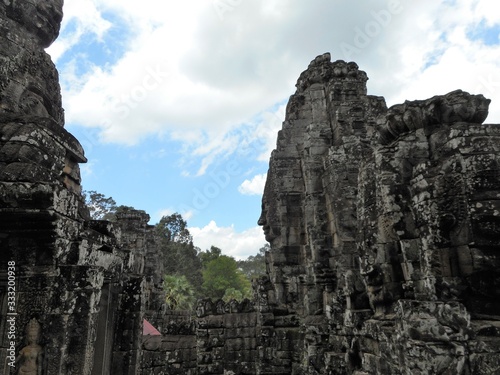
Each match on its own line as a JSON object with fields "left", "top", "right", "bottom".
{"left": 83, "top": 190, "right": 139, "bottom": 221}
{"left": 156, "top": 213, "right": 203, "bottom": 296}
{"left": 237, "top": 244, "right": 268, "bottom": 280}
{"left": 202, "top": 255, "right": 252, "bottom": 300}
{"left": 83, "top": 190, "right": 117, "bottom": 220}
{"left": 156, "top": 213, "right": 192, "bottom": 244}
{"left": 163, "top": 274, "right": 196, "bottom": 310}
{"left": 82, "top": 191, "right": 268, "bottom": 309}
{"left": 199, "top": 245, "right": 222, "bottom": 267}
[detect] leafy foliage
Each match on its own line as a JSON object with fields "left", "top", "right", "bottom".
{"left": 222, "top": 287, "right": 245, "bottom": 302}
{"left": 156, "top": 213, "right": 203, "bottom": 296}
{"left": 199, "top": 246, "right": 222, "bottom": 267}
{"left": 163, "top": 274, "right": 196, "bottom": 310}
{"left": 237, "top": 244, "right": 268, "bottom": 280}
{"left": 83, "top": 190, "right": 117, "bottom": 220}
{"left": 82, "top": 190, "right": 139, "bottom": 222}
{"left": 202, "top": 255, "right": 252, "bottom": 300}
{"left": 156, "top": 213, "right": 192, "bottom": 243}
{"left": 81, "top": 192, "right": 268, "bottom": 307}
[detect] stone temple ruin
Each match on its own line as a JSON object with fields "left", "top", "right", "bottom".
{"left": 0, "top": 2, "right": 499, "bottom": 374}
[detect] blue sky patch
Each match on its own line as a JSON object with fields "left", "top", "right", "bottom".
{"left": 467, "top": 20, "right": 500, "bottom": 46}
{"left": 57, "top": 11, "right": 132, "bottom": 75}
{"left": 51, "top": 0, "right": 500, "bottom": 258}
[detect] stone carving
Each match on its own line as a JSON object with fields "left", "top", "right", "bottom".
{"left": 2, "top": 0, "right": 500, "bottom": 369}
{"left": 16, "top": 319, "right": 43, "bottom": 375}
{"left": 0, "top": 0, "right": 64, "bottom": 124}
{"left": 259, "top": 53, "right": 500, "bottom": 374}
{"left": 195, "top": 298, "right": 255, "bottom": 318}
{"left": 0, "top": 0, "right": 85, "bottom": 194}
{"left": 0, "top": 2, "right": 164, "bottom": 375}
{"left": 360, "top": 92, "right": 500, "bottom": 314}
{"left": 376, "top": 89, "right": 491, "bottom": 144}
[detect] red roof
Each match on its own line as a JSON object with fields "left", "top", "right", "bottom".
{"left": 143, "top": 319, "right": 161, "bottom": 336}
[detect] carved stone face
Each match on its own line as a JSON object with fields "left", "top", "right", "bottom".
{"left": 27, "top": 329, "right": 40, "bottom": 345}
{"left": 468, "top": 154, "right": 500, "bottom": 248}
{"left": 5, "top": 0, "right": 64, "bottom": 47}
{"left": 0, "top": 0, "right": 65, "bottom": 123}
{"left": 25, "top": 319, "right": 41, "bottom": 345}
{"left": 258, "top": 172, "right": 281, "bottom": 243}
{"left": 0, "top": 49, "right": 64, "bottom": 124}
{"left": 258, "top": 199, "right": 281, "bottom": 243}
{"left": 456, "top": 143, "right": 500, "bottom": 313}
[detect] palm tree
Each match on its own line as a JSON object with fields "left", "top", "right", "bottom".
{"left": 163, "top": 274, "right": 196, "bottom": 310}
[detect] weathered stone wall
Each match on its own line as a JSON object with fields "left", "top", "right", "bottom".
{"left": 110, "top": 211, "right": 164, "bottom": 375}
{"left": 140, "top": 302, "right": 263, "bottom": 375}
{"left": 0, "top": 2, "right": 166, "bottom": 374}
{"left": 259, "top": 52, "right": 500, "bottom": 374}
{"left": 142, "top": 333, "right": 198, "bottom": 375}
{"left": 2, "top": 0, "right": 499, "bottom": 372}
{"left": 196, "top": 299, "right": 258, "bottom": 375}
{"left": 0, "top": 1, "right": 96, "bottom": 373}
{"left": 141, "top": 311, "right": 197, "bottom": 375}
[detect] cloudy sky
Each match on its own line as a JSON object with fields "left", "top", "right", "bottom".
{"left": 48, "top": 0, "right": 500, "bottom": 259}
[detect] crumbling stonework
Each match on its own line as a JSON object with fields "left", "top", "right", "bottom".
{"left": 259, "top": 52, "right": 500, "bottom": 374}
{"left": 1, "top": 1, "right": 499, "bottom": 373}
{"left": 141, "top": 310, "right": 197, "bottom": 375}
{"left": 196, "top": 299, "right": 258, "bottom": 375}
{"left": 0, "top": 2, "right": 165, "bottom": 374}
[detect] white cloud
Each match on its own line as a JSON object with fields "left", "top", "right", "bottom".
{"left": 365, "top": 0, "right": 500, "bottom": 117}
{"left": 80, "top": 161, "right": 95, "bottom": 178}
{"left": 154, "top": 208, "right": 194, "bottom": 224}
{"left": 47, "top": 0, "right": 112, "bottom": 62}
{"left": 252, "top": 104, "right": 286, "bottom": 162}
{"left": 238, "top": 174, "right": 267, "bottom": 196}
{"left": 189, "top": 221, "right": 266, "bottom": 260}
{"left": 156, "top": 208, "right": 174, "bottom": 220}
{"left": 56, "top": 0, "right": 500, "bottom": 173}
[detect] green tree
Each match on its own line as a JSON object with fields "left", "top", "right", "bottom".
{"left": 83, "top": 190, "right": 117, "bottom": 220}
{"left": 163, "top": 274, "right": 196, "bottom": 310}
{"left": 199, "top": 246, "right": 222, "bottom": 267}
{"left": 156, "top": 213, "right": 203, "bottom": 297}
{"left": 237, "top": 244, "right": 268, "bottom": 280}
{"left": 222, "top": 287, "right": 244, "bottom": 302}
{"left": 156, "top": 213, "right": 192, "bottom": 243}
{"left": 202, "top": 255, "right": 252, "bottom": 300}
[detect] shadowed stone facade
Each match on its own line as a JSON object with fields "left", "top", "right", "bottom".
{"left": 1, "top": 1, "right": 499, "bottom": 374}
{"left": 259, "top": 52, "right": 500, "bottom": 374}
{"left": 0, "top": 2, "right": 165, "bottom": 374}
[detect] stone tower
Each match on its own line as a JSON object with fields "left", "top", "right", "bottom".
{"left": 0, "top": 2, "right": 165, "bottom": 374}
{"left": 259, "top": 53, "right": 500, "bottom": 374}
